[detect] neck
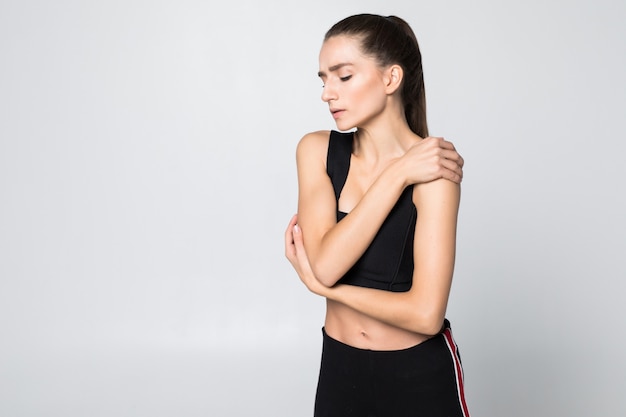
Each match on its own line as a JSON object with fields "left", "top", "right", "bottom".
{"left": 353, "top": 103, "right": 421, "bottom": 161}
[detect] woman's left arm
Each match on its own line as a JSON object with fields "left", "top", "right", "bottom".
{"left": 286, "top": 179, "right": 460, "bottom": 336}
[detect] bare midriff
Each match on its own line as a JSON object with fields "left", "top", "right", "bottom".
{"left": 324, "top": 299, "right": 432, "bottom": 351}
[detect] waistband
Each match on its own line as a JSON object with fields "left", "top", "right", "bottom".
{"left": 321, "top": 319, "right": 452, "bottom": 354}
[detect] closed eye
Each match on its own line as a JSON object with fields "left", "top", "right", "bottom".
{"left": 340, "top": 75, "right": 352, "bottom": 82}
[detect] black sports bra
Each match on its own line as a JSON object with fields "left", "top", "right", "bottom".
{"left": 326, "top": 130, "right": 416, "bottom": 292}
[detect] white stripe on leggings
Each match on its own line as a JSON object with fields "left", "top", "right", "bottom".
{"left": 442, "top": 328, "right": 471, "bottom": 417}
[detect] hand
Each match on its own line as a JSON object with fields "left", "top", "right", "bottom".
{"left": 284, "top": 214, "right": 330, "bottom": 297}
{"left": 401, "top": 137, "right": 464, "bottom": 185}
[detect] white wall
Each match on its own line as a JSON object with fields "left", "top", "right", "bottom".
{"left": 1, "top": 0, "right": 624, "bottom": 416}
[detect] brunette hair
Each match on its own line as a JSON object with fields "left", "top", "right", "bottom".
{"left": 325, "top": 14, "right": 428, "bottom": 137}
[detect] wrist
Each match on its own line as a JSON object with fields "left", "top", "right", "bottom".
{"left": 322, "top": 278, "right": 340, "bottom": 298}
{"left": 385, "top": 158, "right": 409, "bottom": 189}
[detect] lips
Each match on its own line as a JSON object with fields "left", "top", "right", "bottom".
{"left": 330, "top": 109, "right": 345, "bottom": 119}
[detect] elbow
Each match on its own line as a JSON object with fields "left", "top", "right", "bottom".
{"left": 314, "top": 272, "right": 341, "bottom": 288}
{"left": 409, "top": 310, "right": 446, "bottom": 336}
{"left": 310, "top": 262, "right": 342, "bottom": 288}
{"left": 421, "top": 319, "right": 446, "bottom": 336}
{"left": 318, "top": 277, "right": 336, "bottom": 288}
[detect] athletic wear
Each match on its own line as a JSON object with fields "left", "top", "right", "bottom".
{"left": 318, "top": 130, "right": 470, "bottom": 416}
{"left": 314, "top": 321, "right": 470, "bottom": 417}
{"left": 326, "top": 130, "right": 416, "bottom": 292}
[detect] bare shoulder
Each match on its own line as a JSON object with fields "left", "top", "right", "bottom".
{"left": 296, "top": 130, "right": 332, "bottom": 173}
{"left": 296, "top": 130, "right": 331, "bottom": 158}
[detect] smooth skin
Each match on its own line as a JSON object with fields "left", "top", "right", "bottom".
{"left": 287, "top": 35, "right": 462, "bottom": 350}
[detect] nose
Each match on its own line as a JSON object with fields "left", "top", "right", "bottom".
{"left": 321, "top": 82, "right": 337, "bottom": 103}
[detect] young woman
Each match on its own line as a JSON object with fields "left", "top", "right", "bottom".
{"left": 285, "top": 14, "right": 470, "bottom": 416}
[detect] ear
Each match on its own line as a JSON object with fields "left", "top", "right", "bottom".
{"left": 383, "top": 64, "right": 403, "bottom": 95}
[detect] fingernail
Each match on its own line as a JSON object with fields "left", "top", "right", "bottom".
{"left": 294, "top": 224, "right": 300, "bottom": 233}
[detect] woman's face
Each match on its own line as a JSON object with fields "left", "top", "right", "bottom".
{"left": 318, "top": 35, "right": 389, "bottom": 131}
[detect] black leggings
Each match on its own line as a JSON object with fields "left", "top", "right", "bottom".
{"left": 314, "top": 320, "right": 470, "bottom": 417}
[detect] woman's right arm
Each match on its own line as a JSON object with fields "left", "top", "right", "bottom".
{"left": 296, "top": 131, "right": 407, "bottom": 287}
{"left": 296, "top": 131, "right": 463, "bottom": 287}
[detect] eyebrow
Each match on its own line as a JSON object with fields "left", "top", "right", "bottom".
{"left": 318, "top": 62, "right": 353, "bottom": 78}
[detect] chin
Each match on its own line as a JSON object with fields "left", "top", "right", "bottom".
{"left": 334, "top": 120, "right": 357, "bottom": 132}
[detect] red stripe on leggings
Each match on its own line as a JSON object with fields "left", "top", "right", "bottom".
{"left": 443, "top": 328, "right": 471, "bottom": 417}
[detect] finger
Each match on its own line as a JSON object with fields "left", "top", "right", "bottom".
{"left": 284, "top": 215, "right": 296, "bottom": 245}
{"left": 444, "top": 157, "right": 464, "bottom": 176}
{"left": 440, "top": 160, "right": 463, "bottom": 183}
{"left": 427, "top": 137, "right": 453, "bottom": 148}
{"left": 440, "top": 150, "right": 465, "bottom": 170}
{"left": 293, "top": 224, "right": 313, "bottom": 262}
{"left": 440, "top": 139, "right": 457, "bottom": 151}
{"left": 434, "top": 137, "right": 455, "bottom": 151}
{"left": 285, "top": 238, "right": 295, "bottom": 263}
{"left": 424, "top": 136, "right": 443, "bottom": 148}
{"left": 284, "top": 214, "right": 298, "bottom": 259}
{"left": 428, "top": 137, "right": 459, "bottom": 156}
{"left": 439, "top": 168, "right": 462, "bottom": 184}
{"left": 291, "top": 223, "right": 315, "bottom": 275}
{"left": 439, "top": 143, "right": 463, "bottom": 167}
{"left": 293, "top": 223, "right": 305, "bottom": 252}
{"left": 439, "top": 152, "right": 463, "bottom": 169}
